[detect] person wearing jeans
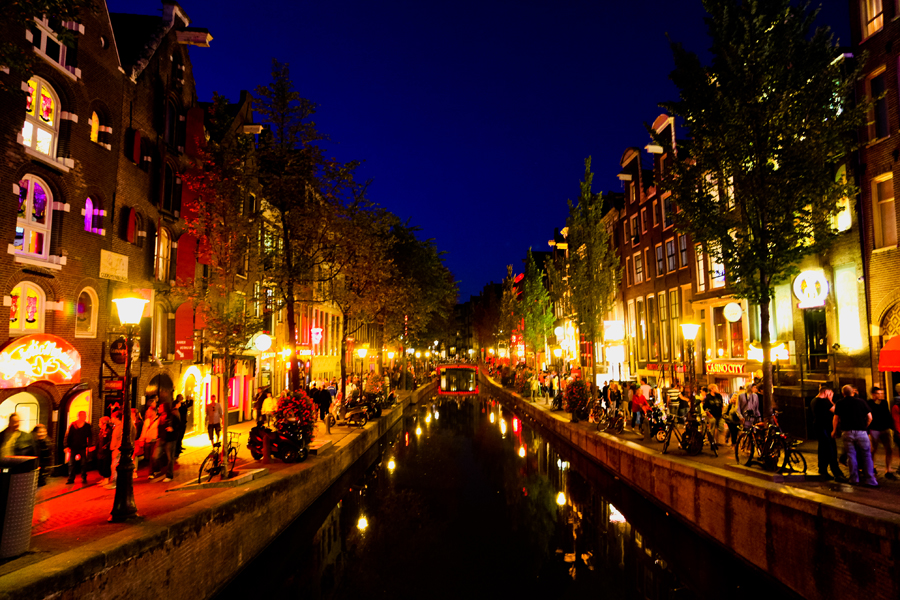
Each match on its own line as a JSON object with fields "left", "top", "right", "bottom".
{"left": 833, "top": 384, "right": 878, "bottom": 487}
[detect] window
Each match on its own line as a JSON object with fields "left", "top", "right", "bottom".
{"left": 872, "top": 174, "right": 897, "bottom": 248}
{"left": 670, "top": 289, "right": 682, "bottom": 362}
{"left": 29, "top": 17, "right": 79, "bottom": 75}
{"left": 622, "top": 222, "right": 628, "bottom": 248}
{"left": 730, "top": 316, "right": 744, "bottom": 358}
{"left": 666, "top": 239, "right": 676, "bottom": 272}
{"left": 134, "top": 212, "right": 145, "bottom": 248}
{"left": 156, "top": 228, "right": 171, "bottom": 282}
{"left": 631, "top": 216, "right": 640, "bottom": 245}
{"left": 835, "top": 264, "right": 863, "bottom": 350}
{"left": 652, "top": 201, "right": 660, "bottom": 226}
{"left": 663, "top": 194, "right": 674, "bottom": 228}
{"left": 154, "top": 304, "right": 167, "bottom": 359}
{"left": 645, "top": 248, "right": 653, "bottom": 279}
{"left": 861, "top": 0, "right": 884, "bottom": 37}
{"left": 83, "top": 197, "right": 103, "bottom": 234}
{"left": 713, "top": 306, "right": 728, "bottom": 358}
{"left": 724, "top": 176, "right": 735, "bottom": 210}
{"left": 641, "top": 208, "right": 649, "bottom": 233}
{"left": 165, "top": 100, "right": 177, "bottom": 146}
{"left": 634, "top": 252, "right": 643, "bottom": 284}
{"left": 636, "top": 298, "right": 647, "bottom": 362}
{"left": 648, "top": 295, "right": 659, "bottom": 360}
{"left": 659, "top": 292, "right": 670, "bottom": 361}
{"left": 695, "top": 245, "right": 706, "bottom": 292}
{"left": 629, "top": 182, "right": 637, "bottom": 203}
{"left": 15, "top": 175, "right": 52, "bottom": 259}
{"left": 678, "top": 234, "right": 688, "bottom": 267}
{"left": 626, "top": 257, "right": 633, "bottom": 286}
{"left": 75, "top": 287, "right": 98, "bottom": 337}
{"left": 833, "top": 166, "right": 852, "bottom": 232}
{"left": 162, "top": 164, "right": 181, "bottom": 213}
{"left": 869, "top": 70, "right": 889, "bottom": 141}
{"left": 709, "top": 243, "right": 725, "bottom": 288}
{"left": 90, "top": 111, "right": 100, "bottom": 143}
{"left": 22, "top": 78, "right": 59, "bottom": 157}
{"left": 655, "top": 244, "right": 665, "bottom": 276}
{"left": 9, "top": 282, "right": 45, "bottom": 335}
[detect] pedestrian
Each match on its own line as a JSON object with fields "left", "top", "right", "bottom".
{"left": 97, "top": 416, "right": 113, "bottom": 485}
{"left": 0, "top": 413, "right": 36, "bottom": 458}
{"left": 666, "top": 381, "right": 681, "bottom": 415}
{"left": 723, "top": 392, "right": 742, "bottom": 447}
{"left": 137, "top": 404, "right": 160, "bottom": 468}
{"left": 622, "top": 383, "right": 634, "bottom": 426}
{"left": 262, "top": 391, "right": 277, "bottom": 426}
{"left": 149, "top": 402, "right": 179, "bottom": 482}
{"left": 32, "top": 423, "right": 51, "bottom": 523}
{"left": 530, "top": 375, "right": 540, "bottom": 402}
{"left": 677, "top": 384, "right": 691, "bottom": 418}
{"left": 833, "top": 384, "right": 878, "bottom": 487}
{"left": 608, "top": 382, "right": 622, "bottom": 415}
{"left": 64, "top": 410, "right": 92, "bottom": 484}
{"left": 316, "top": 387, "right": 330, "bottom": 422}
{"left": 639, "top": 378, "right": 652, "bottom": 405}
{"left": 631, "top": 384, "right": 650, "bottom": 436}
{"left": 107, "top": 410, "right": 123, "bottom": 487}
{"left": 207, "top": 395, "right": 223, "bottom": 444}
{"left": 810, "top": 385, "right": 846, "bottom": 482}
{"left": 703, "top": 384, "right": 725, "bottom": 445}
{"left": 174, "top": 394, "right": 188, "bottom": 458}
{"left": 738, "top": 385, "right": 761, "bottom": 425}
{"left": 867, "top": 387, "right": 896, "bottom": 480}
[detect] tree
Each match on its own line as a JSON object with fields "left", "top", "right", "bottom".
{"left": 179, "top": 94, "right": 263, "bottom": 465}
{"left": 498, "top": 265, "right": 519, "bottom": 358}
{"left": 656, "top": 0, "right": 865, "bottom": 414}
{"left": 0, "top": 1, "right": 94, "bottom": 91}
{"left": 522, "top": 249, "right": 554, "bottom": 371}
{"left": 567, "top": 157, "right": 620, "bottom": 398}
{"left": 254, "top": 59, "right": 361, "bottom": 390}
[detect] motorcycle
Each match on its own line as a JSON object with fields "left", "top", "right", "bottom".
{"left": 648, "top": 406, "right": 668, "bottom": 442}
{"left": 326, "top": 395, "right": 370, "bottom": 428}
{"left": 550, "top": 391, "right": 563, "bottom": 411}
{"left": 247, "top": 419, "right": 309, "bottom": 463}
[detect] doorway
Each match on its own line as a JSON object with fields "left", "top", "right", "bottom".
{"left": 804, "top": 308, "right": 828, "bottom": 372}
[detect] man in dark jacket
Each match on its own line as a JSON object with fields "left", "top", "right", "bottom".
{"left": 64, "top": 411, "right": 92, "bottom": 484}
{"left": 0, "top": 414, "right": 36, "bottom": 458}
{"left": 149, "top": 403, "right": 180, "bottom": 482}
{"left": 810, "top": 385, "right": 846, "bottom": 482}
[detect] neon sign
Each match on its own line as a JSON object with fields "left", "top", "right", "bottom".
{"left": 705, "top": 361, "right": 745, "bottom": 375}
{"left": 311, "top": 327, "right": 323, "bottom": 345}
{"left": 0, "top": 334, "right": 81, "bottom": 388}
{"left": 793, "top": 270, "right": 828, "bottom": 309}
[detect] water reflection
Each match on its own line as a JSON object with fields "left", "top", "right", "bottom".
{"left": 220, "top": 395, "right": 796, "bottom": 600}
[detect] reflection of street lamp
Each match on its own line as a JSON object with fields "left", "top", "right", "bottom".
{"left": 680, "top": 322, "right": 701, "bottom": 391}
{"left": 556, "top": 491, "right": 566, "bottom": 506}
{"left": 110, "top": 293, "right": 148, "bottom": 522}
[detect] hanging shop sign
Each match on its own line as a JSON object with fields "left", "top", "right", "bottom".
{"left": 723, "top": 302, "right": 743, "bottom": 322}
{"left": 793, "top": 270, "right": 829, "bottom": 309}
{"left": 0, "top": 334, "right": 81, "bottom": 388}
{"left": 99, "top": 249, "right": 129, "bottom": 282}
{"left": 310, "top": 327, "right": 323, "bottom": 345}
{"left": 705, "top": 361, "right": 746, "bottom": 375}
{"left": 109, "top": 337, "right": 128, "bottom": 364}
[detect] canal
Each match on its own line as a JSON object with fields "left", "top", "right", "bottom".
{"left": 218, "top": 395, "right": 800, "bottom": 599}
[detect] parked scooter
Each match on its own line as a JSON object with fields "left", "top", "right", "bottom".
{"left": 647, "top": 406, "right": 668, "bottom": 442}
{"left": 247, "top": 419, "right": 309, "bottom": 463}
{"left": 326, "top": 396, "right": 369, "bottom": 428}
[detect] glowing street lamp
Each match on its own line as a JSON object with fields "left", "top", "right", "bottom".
{"left": 387, "top": 351, "right": 395, "bottom": 360}
{"left": 680, "top": 322, "right": 701, "bottom": 390}
{"left": 110, "top": 293, "right": 148, "bottom": 522}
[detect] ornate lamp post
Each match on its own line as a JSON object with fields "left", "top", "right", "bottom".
{"left": 110, "top": 293, "right": 148, "bottom": 522}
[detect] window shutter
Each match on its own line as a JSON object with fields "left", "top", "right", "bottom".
{"left": 130, "top": 129, "right": 141, "bottom": 163}
{"left": 145, "top": 220, "right": 157, "bottom": 279}
{"left": 174, "top": 302, "right": 194, "bottom": 361}
{"left": 126, "top": 207, "right": 136, "bottom": 242}
{"left": 175, "top": 233, "right": 197, "bottom": 285}
{"left": 185, "top": 106, "right": 205, "bottom": 158}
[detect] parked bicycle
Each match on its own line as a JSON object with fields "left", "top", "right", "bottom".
{"left": 605, "top": 408, "right": 626, "bottom": 434}
{"left": 660, "top": 412, "right": 703, "bottom": 455}
{"left": 734, "top": 412, "right": 806, "bottom": 474}
{"left": 590, "top": 401, "right": 608, "bottom": 430}
{"left": 199, "top": 431, "right": 240, "bottom": 484}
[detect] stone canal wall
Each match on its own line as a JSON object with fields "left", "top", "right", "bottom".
{"left": 1, "top": 383, "right": 435, "bottom": 600}
{"left": 486, "top": 377, "right": 900, "bottom": 600}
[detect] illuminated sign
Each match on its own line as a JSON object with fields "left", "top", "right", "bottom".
{"left": 793, "top": 270, "right": 828, "bottom": 309}
{"left": 298, "top": 348, "right": 312, "bottom": 357}
{"left": 0, "top": 334, "right": 81, "bottom": 388}
{"left": 311, "top": 327, "right": 323, "bottom": 345}
{"left": 260, "top": 352, "right": 276, "bottom": 360}
{"left": 723, "top": 302, "right": 743, "bottom": 322}
{"left": 747, "top": 343, "right": 789, "bottom": 362}
{"left": 705, "top": 361, "right": 746, "bottom": 375}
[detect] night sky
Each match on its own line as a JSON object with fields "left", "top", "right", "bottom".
{"left": 107, "top": 1, "right": 852, "bottom": 301}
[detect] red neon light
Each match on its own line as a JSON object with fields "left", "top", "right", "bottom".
{"left": 0, "top": 334, "right": 81, "bottom": 389}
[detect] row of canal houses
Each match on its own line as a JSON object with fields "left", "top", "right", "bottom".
{"left": 541, "top": 1, "right": 900, "bottom": 437}
{"left": 0, "top": 0, "right": 347, "bottom": 467}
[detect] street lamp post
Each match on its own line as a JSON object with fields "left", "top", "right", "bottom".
{"left": 680, "top": 322, "right": 701, "bottom": 396}
{"left": 110, "top": 294, "right": 148, "bottom": 522}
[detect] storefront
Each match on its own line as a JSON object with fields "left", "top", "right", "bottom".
{"left": 703, "top": 360, "right": 753, "bottom": 397}
{"left": 212, "top": 355, "right": 255, "bottom": 425}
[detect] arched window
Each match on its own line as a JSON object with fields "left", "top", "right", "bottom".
{"left": 75, "top": 287, "right": 98, "bottom": 338}
{"left": 22, "top": 77, "right": 60, "bottom": 157}
{"left": 83, "top": 196, "right": 103, "bottom": 234}
{"left": 90, "top": 111, "right": 100, "bottom": 143}
{"left": 15, "top": 175, "right": 53, "bottom": 259}
{"left": 9, "top": 282, "right": 45, "bottom": 335}
{"left": 84, "top": 197, "right": 93, "bottom": 231}
{"left": 154, "top": 304, "right": 168, "bottom": 359}
{"left": 156, "top": 228, "right": 171, "bottom": 282}
{"left": 165, "top": 100, "right": 177, "bottom": 146}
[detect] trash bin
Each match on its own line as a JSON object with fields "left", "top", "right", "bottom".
{"left": 0, "top": 456, "right": 39, "bottom": 558}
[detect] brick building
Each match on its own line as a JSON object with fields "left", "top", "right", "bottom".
{"left": 850, "top": 0, "right": 900, "bottom": 395}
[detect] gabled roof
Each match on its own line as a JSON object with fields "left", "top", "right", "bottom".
{"left": 110, "top": 2, "right": 194, "bottom": 81}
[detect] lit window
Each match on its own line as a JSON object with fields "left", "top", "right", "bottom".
{"left": 90, "top": 111, "right": 99, "bottom": 143}
{"left": 872, "top": 174, "right": 897, "bottom": 248}
{"left": 15, "top": 175, "right": 52, "bottom": 259}
{"left": 75, "top": 287, "right": 98, "bottom": 337}
{"left": 156, "top": 228, "right": 171, "bottom": 282}
{"left": 655, "top": 244, "right": 665, "bottom": 275}
{"left": 21, "top": 77, "right": 59, "bottom": 156}
{"left": 861, "top": 0, "right": 884, "bottom": 38}
{"left": 695, "top": 245, "right": 706, "bottom": 292}
{"left": 154, "top": 304, "right": 168, "bottom": 358}
{"left": 636, "top": 298, "right": 647, "bottom": 362}
{"left": 833, "top": 166, "right": 852, "bottom": 232}
{"left": 678, "top": 234, "right": 688, "bottom": 267}
{"left": 659, "top": 292, "right": 670, "bottom": 361}
{"left": 709, "top": 242, "right": 726, "bottom": 288}
{"left": 666, "top": 239, "right": 676, "bottom": 272}
{"left": 634, "top": 252, "right": 643, "bottom": 284}
{"left": 84, "top": 197, "right": 93, "bottom": 231}
{"left": 9, "top": 282, "right": 45, "bottom": 335}
{"left": 868, "top": 70, "right": 889, "bottom": 141}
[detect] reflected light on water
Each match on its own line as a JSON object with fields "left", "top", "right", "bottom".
{"left": 518, "top": 446, "right": 526, "bottom": 458}
{"left": 357, "top": 516, "right": 368, "bottom": 530}
{"left": 499, "top": 420, "right": 507, "bottom": 435}
{"left": 490, "top": 412, "right": 495, "bottom": 424}
{"left": 387, "top": 459, "right": 396, "bottom": 472}
{"left": 556, "top": 491, "right": 566, "bottom": 506}
{"left": 609, "top": 504, "right": 626, "bottom": 524}
{"left": 415, "top": 426, "right": 423, "bottom": 436}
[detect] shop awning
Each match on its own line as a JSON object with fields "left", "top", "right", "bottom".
{"left": 878, "top": 336, "right": 900, "bottom": 371}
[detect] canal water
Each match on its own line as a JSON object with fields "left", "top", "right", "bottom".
{"left": 217, "top": 396, "right": 799, "bottom": 600}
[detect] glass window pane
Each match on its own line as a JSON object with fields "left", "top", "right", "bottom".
{"left": 25, "top": 80, "right": 36, "bottom": 116}
{"left": 29, "top": 230, "right": 44, "bottom": 255}
{"left": 881, "top": 200, "right": 897, "bottom": 246}
{"left": 36, "top": 127, "right": 53, "bottom": 155}
{"left": 9, "top": 286, "right": 21, "bottom": 330}
{"left": 84, "top": 198, "right": 93, "bottom": 231}
{"left": 24, "top": 287, "right": 41, "bottom": 329}
{"left": 31, "top": 182, "right": 47, "bottom": 224}
{"left": 44, "top": 37, "right": 60, "bottom": 63}
{"left": 76, "top": 291, "right": 93, "bottom": 334}
{"left": 90, "top": 112, "right": 100, "bottom": 142}
{"left": 21, "top": 122, "right": 33, "bottom": 148}
{"left": 13, "top": 227, "right": 24, "bottom": 251}
{"left": 39, "top": 87, "right": 55, "bottom": 124}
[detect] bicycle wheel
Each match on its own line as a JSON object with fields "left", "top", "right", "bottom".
{"left": 785, "top": 449, "right": 807, "bottom": 474}
{"left": 614, "top": 418, "right": 624, "bottom": 434}
{"left": 662, "top": 429, "right": 672, "bottom": 454}
{"left": 762, "top": 437, "right": 784, "bottom": 471}
{"left": 298, "top": 441, "right": 309, "bottom": 462}
{"left": 227, "top": 447, "right": 238, "bottom": 474}
{"left": 735, "top": 432, "right": 754, "bottom": 465}
{"left": 686, "top": 428, "right": 703, "bottom": 456}
{"left": 708, "top": 430, "right": 718, "bottom": 457}
{"left": 198, "top": 454, "right": 217, "bottom": 484}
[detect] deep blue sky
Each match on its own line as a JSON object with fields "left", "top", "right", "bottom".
{"left": 107, "top": 1, "right": 852, "bottom": 301}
